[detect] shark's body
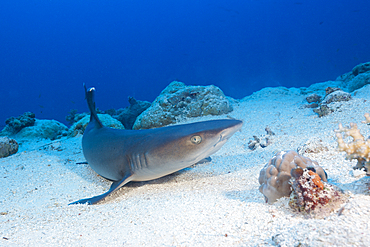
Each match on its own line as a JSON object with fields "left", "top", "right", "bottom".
{"left": 69, "top": 86, "right": 243, "bottom": 205}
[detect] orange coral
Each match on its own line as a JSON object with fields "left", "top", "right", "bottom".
{"left": 308, "top": 170, "right": 324, "bottom": 190}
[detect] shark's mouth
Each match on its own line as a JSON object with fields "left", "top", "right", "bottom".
{"left": 212, "top": 133, "right": 230, "bottom": 149}
{"left": 213, "top": 123, "right": 242, "bottom": 148}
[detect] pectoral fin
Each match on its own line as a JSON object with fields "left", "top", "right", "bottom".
{"left": 196, "top": 157, "right": 212, "bottom": 164}
{"left": 69, "top": 173, "right": 134, "bottom": 205}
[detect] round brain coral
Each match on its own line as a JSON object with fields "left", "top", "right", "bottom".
{"left": 258, "top": 150, "right": 328, "bottom": 204}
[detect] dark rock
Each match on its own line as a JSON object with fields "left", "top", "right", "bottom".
{"left": 306, "top": 94, "right": 321, "bottom": 103}
{"left": 0, "top": 137, "right": 18, "bottom": 158}
{"left": 65, "top": 110, "right": 87, "bottom": 126}
{"left": 302, "top": 103, "right": 319, "bottom": 109}
{"left": 265, "top": 126, "right": 275, "bottom": 136}
{"left": 325, "top": 87, "right": 341, "bottom": 96}
{"left": 352, "top": 62, "right": 370, "bottom": 76}
{"left": 313, "top": 90, "right": 351, "bottom": 117}
{"left": 248, "top": 137, "right": 260, "bottom": 150}
{"left": 2, "top": 112, "right": 36, "bottom": 134}
{"left": 66, "top": 109, "right": 78, "bottom": 125}
{"left": 114, "top": 97, "right": 151, "bottom": 130}
{"left": 313, "top": 104, "right": 333, "bottom": 117}
{"left": 104, "top": 108, "right": 118, "bottom": 116}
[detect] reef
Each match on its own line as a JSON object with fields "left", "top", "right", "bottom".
{"left": 336, "top": 62, "right": 370, "bottom": 92}
{"left": 132, "top": 81, "right": 233, "bottom": 130}
{"left": 68, "top": 114, "right": 125, "bottom": 136}
{"left": 289, "top": 167, "right": 346, "bottom": 218}
{"left": 0, "top": 112, "right": 36, "bottom": 135}
{"left": 258, "top": 150, "right": 327, "bottom": 204}
{"left": 335, "top": 114, "right": 370, "bottom": 175}
{"left": 0, "top": 137, "right": 18, "bottom": 158}
{"left": 299, "top": 61, "right": 370, "bottom": 99}
{"left": 247, "top": 126, "right": 275, "bottom": 150}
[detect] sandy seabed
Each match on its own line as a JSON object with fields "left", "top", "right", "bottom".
{"left": 1, "top": 84, "right": 370, "bottom": 246}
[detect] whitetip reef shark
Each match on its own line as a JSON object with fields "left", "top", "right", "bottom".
{"left": 69, "top": 85, "right": 243, "bottom": 205}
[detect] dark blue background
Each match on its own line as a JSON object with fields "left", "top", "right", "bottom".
{"left": 1, "top": 0, "right": 369, "bottom": 126}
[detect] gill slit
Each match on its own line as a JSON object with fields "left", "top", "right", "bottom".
{"left": 131, "top": 152, "right": 149, "bottom": 171}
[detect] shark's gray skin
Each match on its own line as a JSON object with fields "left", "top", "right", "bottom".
{"left": 69, "top": 86, "right": 243, "bottom": 205}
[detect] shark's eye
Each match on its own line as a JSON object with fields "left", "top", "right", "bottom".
{"left": 190, "top": 135, "right": 202, "bottom": 144}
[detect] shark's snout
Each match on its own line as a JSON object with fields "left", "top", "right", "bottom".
{"left": 220, "top": 120, "right": 243, "bottom": 140}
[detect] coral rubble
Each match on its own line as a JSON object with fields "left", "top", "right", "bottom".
{"left": 258, "top": 150, "right": 327, "bottom": 204}
{"left": 247, "top": 126, "right": 275, "bottom": 150}
{"left": 335, "top": 114, "right": 370, "bottom": 175}
{"left": 297, "top": 139, "right": 329, "bottom": 155}
{"left": 313, "top": 88, "right": 351, "bottom": 117}
{"left": 289, "top": 167, "right": 346, "bottom": 218}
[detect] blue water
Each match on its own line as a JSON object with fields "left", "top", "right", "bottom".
{"left": 1, "top": 0, "right": 369, "bottom": 126}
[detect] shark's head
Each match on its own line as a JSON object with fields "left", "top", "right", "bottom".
{"left": 140, "top": 119, "right": 243, "bottom": 179}
{"left": 183, "top": 119, "right": 243, "bottom": 160}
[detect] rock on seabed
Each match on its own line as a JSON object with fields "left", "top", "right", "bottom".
{"left": 0, "top": 136, "right": 18, "bottom": 158}
{"left": 133, "top": 81, "right": 233, "bottom": 129}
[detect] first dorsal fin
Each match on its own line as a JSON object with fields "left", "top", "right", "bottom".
{"left": 84, "top": 84, "right": 103, "bottom": 128}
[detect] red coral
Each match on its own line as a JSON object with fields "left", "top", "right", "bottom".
{"left": 289, "top": 168, "right": 344, "bottom": 216}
